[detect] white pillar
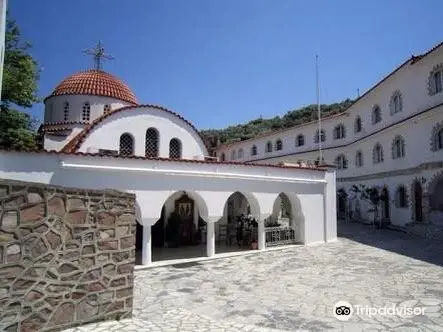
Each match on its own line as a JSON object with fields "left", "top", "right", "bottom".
{"left": 142, "top": 225, "right": 152, "bottom": 265}
{"left": 206, "top": 221, "right": 215, "bottom": 257}
{"left": 258, "top": 219, "right": 265, "bottom": 250}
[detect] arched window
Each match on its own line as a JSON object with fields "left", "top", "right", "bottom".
{"left": 275, "top": 139, "right": 283, "bottom": 151}
{"left": 231, "top": 150, "right": 236, "bottom": 160}
{"left": 335, "top": 154, "right": 348, "bottom": 169}
{"left": 266, "top": 141, "right": 273, "bottom": 153}
{"left": 314, "top": 129, "right": 326, "bottom": 143}
{"left": 296, "top": 134, "right": 305, "bottom": 147}
{"left": 428, "top": 64, "right": 443, "bottom": 95}
{"left": 372, "top": 105, "right": 382, "bottom": 124}
{"left": 220, "top": 153, "right": 226, "bottom": 161}
{"left": 373, "top": 143, "right": 384, "bottom": 164}
{"left": 355, "top": 116, "right": 362, "bottom": 133}
{"left": 355, "top": 150, "right": 363, "bottom": 167}
{"left": 392, "top": 136, "right": 405, "bottom": 159}
{"left": 63, "top": 102, "right": 69, "bottom": 121}
{"left": 251, "top": 145, "right": 257, "bottom": 156}
{"left": 434, "top": 71, "right": 442, "bottom": 94}
{"left": 169, "top": 138, "right": 182, "bottom": 159}
{"left": 395, "top": 185, "right": 408, "bottom": 208}
{"left": 438, "top": 129, "right": 443, "bottom": 150}
{"left": 119, "top": 133, "right": 134, "bottom": 156}
{"left": 333, "top": 124, "right": 346, "bottom": 140}
{"left": 390, "top": 91, "right": 403, "bottom": 115}
{"left": 431, "top": 122, "right": 443, "bottom": 151}
{"left": 145, "top": 128, "right": 159, "bottom": 157}
{"left": 238, "top": 148, "right": 244, "bottom": 159}
{"left": 104, "top": 104, "right": 111, "bottom": 114}
{"left": 82, "top": 102, "right": 91, "bottom": 121}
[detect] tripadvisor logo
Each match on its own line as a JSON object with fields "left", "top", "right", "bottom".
{"left": 333, "top": 300, "right": 427, "bottom": 321}
{"left": 333, "top": 301, "right": 353, "bottom": 321}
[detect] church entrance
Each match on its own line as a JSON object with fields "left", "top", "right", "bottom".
{"left": 151, "top": 191, "right": 206, "bottom": 262}
{"left": 215, "top": 192, "right": 258, "bottom": 254}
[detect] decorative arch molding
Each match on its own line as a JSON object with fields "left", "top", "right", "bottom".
{"left": 430, "top": 121, "right": 443, "bottom": 151}
{"left": 428, "top": 63, "right": 443, "bottom": 96}
{"left": 389, "top": 90, "right": 403, "bottom": 115}
{"left": 61, "top": 104, "right": 209, "bottom": 154}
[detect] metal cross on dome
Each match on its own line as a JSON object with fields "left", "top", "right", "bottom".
{"left": 83, "top": 41, "right": 114, "bottom": 70}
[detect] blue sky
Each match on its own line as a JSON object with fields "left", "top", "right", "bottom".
{"left": 9, "top": 0, "right": 443, "bottom": 129}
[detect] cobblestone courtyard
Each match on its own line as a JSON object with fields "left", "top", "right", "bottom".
{"left": 65, "top": 223, "right": 443, "bottom": 331}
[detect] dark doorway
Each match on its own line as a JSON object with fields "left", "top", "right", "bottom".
{"left": 337, "top": 194, "right": 346, "bottom": 219}
{"left": 414, "top": 181, "right": 423, "bottom": 222}
{"left": 152, "top": 207, "right": 165, "bottom": 247}
{"left": 382, "top": 188, "right": 390, "bottom": 220}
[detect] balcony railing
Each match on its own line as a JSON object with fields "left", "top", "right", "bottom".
{"left": 265, "top": 226, "right": 297, "bottom": 247}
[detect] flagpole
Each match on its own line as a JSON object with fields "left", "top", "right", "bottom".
{"left": 316, "top": 55, "right": 322, "bottom": 164}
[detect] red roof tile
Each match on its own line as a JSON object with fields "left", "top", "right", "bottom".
{"left": 45, "top": 69, "right": 137, "bottom": 104}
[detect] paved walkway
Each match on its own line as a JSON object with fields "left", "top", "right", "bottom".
{"left": 65, "top": 222, "right": 443, "bottom": 331}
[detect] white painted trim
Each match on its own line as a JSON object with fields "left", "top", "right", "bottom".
{"left": 60, "top": 161, "right": 328, "bottom": 184}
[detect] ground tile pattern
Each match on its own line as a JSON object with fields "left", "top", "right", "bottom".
{"left": 65, "top": 223, "right": 443, "bottom": 331}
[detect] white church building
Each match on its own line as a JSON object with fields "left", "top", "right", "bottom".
{"left": 216, "top": 41, "right": 443, "bottom": 230}
{"left": 0, "top": 45, "right": 337, "bottom": 266}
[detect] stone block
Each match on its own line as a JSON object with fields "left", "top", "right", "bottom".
{"left": 67, "top": 210, "right": 88, "bottom": 225}
{"left": 116, "top": 287, "right": 132, "bottom": 299}
{"left": 98, "top": 239, "right": 118, "bottom": 251}
{"left": 116, "top": 226, "right": 129, "bottom": 237}
{"left": 117, "top": 213, "right": 134, "bottom": 225}
{"left": 31, "top": 238, "right": 48, "bottom": 258}
{"left": 105, "top": 300, "right": 124, "bottom": 313}
{"left": 20, "top": 313, "right": 46, "bottom": 332}
{"left": 27, "top": 192, "right": 43, "bottom": 204}
{"left": 77, "top": 298, "right": 99, "bottom": 321}
{"left": 82, "top": 245, "right": 95, "bottom": 255}
{"left": 120, "top": 235, "right": 135, "bottom": 249}
{"left": 47, "top": 302, "right": 75, "bottom": 327}
{"left": 0, "top": 185, "right": 9, "bottom": 197}
{"left": 58, "top": 262, "right": 79, "bottom": 274}
{"left": 96, "top": 212, "right": 115, "bottom": 226}
{"left": 2, "top": 211, "right": 18, "bottom": 229}
{"left": 46, "top": 230, "right": 62, "bottom": 250}
{"left": 20, "top": 203, "right": 45, "bottom": 223}
{"left": 117, "top": 263, "right": 133, "bottom": 274}
{"left": 68, "top": 198, "right": 86, "bottom": 210}
{"left": 47, "top": 194, "right": 65, "bottom": 216}
{"left": 110, "top": 277, "right": 126, "bottom": 287}
{"left": 0, "top": 265, "right": 24, "bottom": 279}
{"left": 5, "top": 195, "right": 25, "bottom": 209}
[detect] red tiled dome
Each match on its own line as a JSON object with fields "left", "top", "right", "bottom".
{"left": 47, "top": 69, "right": 137, "bottom": 104}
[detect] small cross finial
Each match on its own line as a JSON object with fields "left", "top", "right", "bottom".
{"left": 83, "top": 41, "right": 115, "bottom": 70}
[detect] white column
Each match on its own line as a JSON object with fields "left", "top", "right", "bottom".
{"left": 142, "top": 225, "right": 152, "bottom": 265}
{"left": 206, "top": 221, "right": 215, "bottom": 257}
{"left": 258, "top": 219, "right": 265, "bottom": 250}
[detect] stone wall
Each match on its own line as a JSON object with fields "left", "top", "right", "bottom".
{"left": 0, "top": 179, "right": 136, "bottom": 332}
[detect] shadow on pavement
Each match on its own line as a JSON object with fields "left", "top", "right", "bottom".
{"left": 338, "top": 221, "right": 443, "bottom": 267}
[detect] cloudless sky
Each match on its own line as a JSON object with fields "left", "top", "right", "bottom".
{"left": 9, "top": 0, "right": 443, "bottom": 129}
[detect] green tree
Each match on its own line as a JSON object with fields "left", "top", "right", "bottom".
{"left": 0, "top": 15, "right": 40, "bottom": 149}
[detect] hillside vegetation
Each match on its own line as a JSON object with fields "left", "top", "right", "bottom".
{"left": 200, "top": 99, "right": 354, "bottom": 149}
